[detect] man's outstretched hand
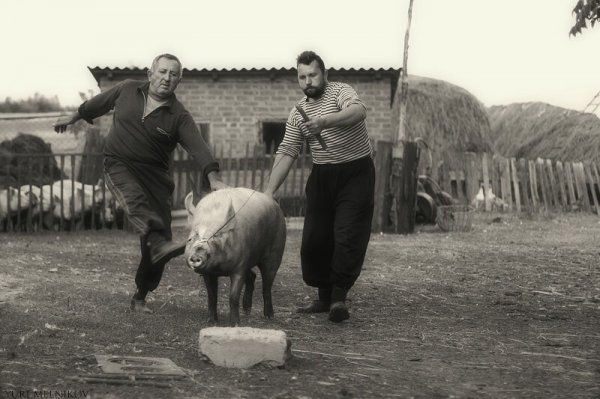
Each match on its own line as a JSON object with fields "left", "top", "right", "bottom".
{"left": 53, "top": 113, "right": 82, "bottom": 133}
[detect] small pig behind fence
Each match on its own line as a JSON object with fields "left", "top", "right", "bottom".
{"left": 185, "top": 188, "right": 286, "bottom": 326}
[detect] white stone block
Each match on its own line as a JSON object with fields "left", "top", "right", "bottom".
{"left": 198, "top": 327, "right": 291, "bottom": 368}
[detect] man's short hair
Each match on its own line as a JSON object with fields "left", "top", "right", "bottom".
{"left": 296, "top": 51, "right": 326, "bottom": 74}
{"left": 151, "top": 53, "right": 183, "bottom": 78}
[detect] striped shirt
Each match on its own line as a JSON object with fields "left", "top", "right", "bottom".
{"left": 277, "top": 82, "right": 372, "bottom": 164}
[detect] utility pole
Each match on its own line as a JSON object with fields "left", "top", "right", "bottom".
{"left": 391, "top": 0, "right": 419, "bottom": 234}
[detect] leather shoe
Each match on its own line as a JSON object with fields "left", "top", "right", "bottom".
{"left": 296, "top": 300, "right": 331, "bottom": 314}
{"left": 150, "top": 240, "right": 185, "bottom": 266}
{"left": 328, "top": 301, "right": 350, "bottom": 322}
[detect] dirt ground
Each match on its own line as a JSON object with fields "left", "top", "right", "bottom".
{"left": 1, "top": 212, "right": 599, "bottom": 398}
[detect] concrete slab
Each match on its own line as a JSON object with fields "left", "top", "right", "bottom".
{"left": 198, "top": 327, "right": 291, "bottom": 368}
{"left": 95, "top": 355, "right": 186, "bottom": 377}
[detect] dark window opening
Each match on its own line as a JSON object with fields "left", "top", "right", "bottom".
{"left": 262, "top": 122, "right": 285, "bottom": 154}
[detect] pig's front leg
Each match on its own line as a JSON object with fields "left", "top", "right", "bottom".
{"left": 228, "top": 273, "right": 245, "bottom": 326}
{"left": 202, "top": 274, "right": 219, "bottom": 324}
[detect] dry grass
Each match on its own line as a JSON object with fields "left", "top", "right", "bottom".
{"left": 488, "top": 102, "right": 600, "bottom": 163}
{"left": 391, "top": 75, "right": 492, "bottom": 169}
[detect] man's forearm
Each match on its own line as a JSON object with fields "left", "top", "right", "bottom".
{"left": 321, "top": 103, "right": 366, "bottom": 129}
{"left": 265, "top": 154, "right": 295, "bottom": 196}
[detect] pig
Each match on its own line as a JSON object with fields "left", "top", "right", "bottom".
{"left": 185, "top": 187, "right": 286, "bottom": 326}
{"left": 19, "top": 184, "right": 59, "bottom": 230}
{"left": 0, "top": 186, "right": 36, "bottom": 231}
{"left": 50, "top": 179, "right": 114, "bottom": 229}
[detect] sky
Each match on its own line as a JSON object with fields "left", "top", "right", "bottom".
{"left": 2, "top": 0, "right": 600, "bottom": 112}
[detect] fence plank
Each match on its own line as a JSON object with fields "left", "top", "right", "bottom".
{"left": 592, "top": 162, "right": 600, "bottom": 214}
{"left": 554, "top": 161, "right": 568, "bottom": 211}
{"left": 226, "top": 143, "right": 233, "bottom": 186}
{"left": 527, "top": 160, "right": 539, "bottom": 212}
{"left": 482, "top": 153, "right": 491, "bottom": 212}
{"left": 488, "top": 154, "right": 506, "bottom": 200}
{"left": 573, "top": 162, "right": 591, "bottom": 212}
{"left": 584, "top": 162, "right": 600, "bottom": 215}
{"left": 500, "top": 156, "right": 513, "bottom": 210}
{"left": 510, "top": 158, "right": 521, "bottom": 212}
{"left": 545, "top": 159, "right": 559, "bottom": 210}
{"left": 465, "top": 152, "right": 480, "bottom": 205}
{"left": 537, "top": 159, "right": 550, "bottom": 211}
{"left": 564, "top": 162, "right": 577, "bottom": 210}
{"left": 518, "top": 158, "right": 530, "bottom": 212}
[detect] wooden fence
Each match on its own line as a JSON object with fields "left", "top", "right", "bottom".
{"left": 3, "top": 141, "right": 600, "bottom": 233}
{"left": 0, "top": 146, "right": 313, "bottom": 232}
{"left": 433, "top": 151, "right": 600, "bottom": 214}
{"left": 171, "top": 143, "right": 312, "bottom": 214}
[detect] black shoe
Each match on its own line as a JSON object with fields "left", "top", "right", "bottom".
{"left": 296, "top": 300, "right": 331, "bottom": 314}
{"left": 149, "top": 240, "right": 185, "bottom": 266}
{"left": 328, "top": 301, "right": 350, "bottom": 322}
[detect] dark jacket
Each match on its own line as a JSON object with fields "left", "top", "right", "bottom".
{"left": 78, "top": 80, "right": 218, "bottom": 176}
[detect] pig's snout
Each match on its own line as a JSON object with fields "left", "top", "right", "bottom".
{"left": 187, "top": 246, "right": 209, "bottom": 272}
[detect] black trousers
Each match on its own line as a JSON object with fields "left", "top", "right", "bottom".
{"left": 104, "top": 157, "right": 174, "bottom": 292}
{"left": 300, "top": 156, "right": 375, "bottom": 291}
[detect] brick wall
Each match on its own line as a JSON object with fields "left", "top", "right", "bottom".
{"left": 94, "top": 70, "right": 397, "bottom": 157}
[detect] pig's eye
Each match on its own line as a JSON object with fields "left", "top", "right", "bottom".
{"left": 187, "top": 233, "right": 198, "bottom": 243}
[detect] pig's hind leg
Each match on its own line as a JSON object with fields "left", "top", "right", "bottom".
{"left": 242, "top": 268, "right": 257, "bottom": 315}
{"left": 258, "top": 259, "right": 280, "bottom": 319}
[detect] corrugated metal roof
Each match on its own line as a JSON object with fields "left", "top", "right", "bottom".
{"left": 88, "top": 66, "right": 400, "bottom": 84}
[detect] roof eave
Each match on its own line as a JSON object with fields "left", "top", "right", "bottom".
{"left": 88, "top": 66, "right": 400, "bottom": 84}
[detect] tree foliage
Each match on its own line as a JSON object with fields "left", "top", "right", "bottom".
{"left": 570, "top": 0, "right": 600, "bottom": 35}
{"left": 0, "top": 93, "right": 70, "bottom": 113}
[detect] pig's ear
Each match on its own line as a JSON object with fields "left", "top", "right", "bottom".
{"left": 184, "top": 192, "right": 196, "bottom": 216}
{"left": 221, "top": 199, "right": 237, "bottom": 232}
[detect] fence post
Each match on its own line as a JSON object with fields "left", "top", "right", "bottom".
{"left": 372, "top": 141, "right": 393, "bottom": 232}
{"left": 393, "top": 141, "right": 419, "bottom": 234}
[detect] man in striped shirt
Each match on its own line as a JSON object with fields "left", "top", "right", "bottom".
{"left": 265, "top": 51, "right": 375, "bottom": 323}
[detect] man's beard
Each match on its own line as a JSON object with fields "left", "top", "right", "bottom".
{"left": 303, "top": 84, "right": 326, "bottom": 99}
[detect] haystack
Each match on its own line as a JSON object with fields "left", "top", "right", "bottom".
{"left": 391, "top": 75, "right": 492, "bottom": 173}
{"left": 0, "top": 133, "right": 64, "bottom": 188}
{"left": 488, "top": 102, "right": 600, "bottom": 163}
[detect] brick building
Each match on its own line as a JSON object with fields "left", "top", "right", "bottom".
{"left": 88, "top": 66, "right": 400, "bottom": 157}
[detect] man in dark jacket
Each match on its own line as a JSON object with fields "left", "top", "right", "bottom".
{"left": 54, "top": 53, "right": 227, "bottom": 313}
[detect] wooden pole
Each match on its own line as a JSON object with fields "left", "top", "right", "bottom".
{"left": 395, "top": 0, "right": 415, "bottom": 153}
{"left": 391, "top": 0, "right": 418, "bottom": 234}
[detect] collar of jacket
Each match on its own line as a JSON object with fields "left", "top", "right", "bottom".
{"left": 136, "top": 81, "right": 176, "bottom": 114}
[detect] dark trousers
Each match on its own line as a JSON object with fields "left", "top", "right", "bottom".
{"left": 300, "top": 156, "right": 375, "bottom": 292}
{"left": 104, "top": 157, "right": 174, "bottom": 292}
